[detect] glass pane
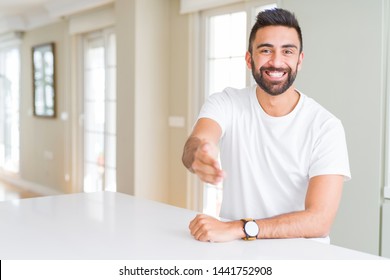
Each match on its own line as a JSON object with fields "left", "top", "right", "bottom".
{"left": 84, "top": 131, "right": 104, "bottom": 164}
{"left": 229, "top": 57, "right": 247, "bottom": 89}
{"left": 0, "top": 47, "right": 20, "bottom": 172}
{"left": 208, "top": 11, "right": 247, "bottom": 96}
{"left": 230, "top": 12, "right": 247, "bottom": 56}
{"left": 105, "top": 134, "right": 116, "bottom": 169}
{"left": 209, "top": 57, "right": 246, "bottom": 95}
{"left": 209, "top": 11, "right": 246, "bottom": 58}
{"left": 209, "top": 58, "right": 230, "bottom": 94}
{"left": 209, "top": 14, "right": 231, "bottom": 58}
{"left": 84, "top": 162, "right": 104, "bottom": 192}
{"left": 86, "top": 40, "right": 104, "bottom": 69}
{"left": 105, "top": 167, "right": 116, "bottom": 192}
{"left": 106, "top": 100, "right": 116, "bottom": 135}
{"left": 84, "top": 100, "right": 105, "bottom": 132}
{"left": 84, "top": 68, "right": 105, "bottom": 101}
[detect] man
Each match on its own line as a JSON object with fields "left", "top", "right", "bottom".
{"left": 182, "top": 8, "right": 350, "bottom": 243}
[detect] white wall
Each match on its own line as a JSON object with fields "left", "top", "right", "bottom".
{"left": 133, "top": 0, "right": 170, "bottom": 202}
{"left": 168, "top": 0, "right": 191, "bottom": 208}
{"left": 280, "top": 0, "right": 385, "bottom": 255}
{"left": 116, "top": 0, "right": 171, "bottom": 203}
{"left": 382, "top": 201, "right": 390, "bottom": 257}
{"left": 115, "top": 0, "right": 136, "bottom": 195}
{"left": 19, "top": 21, "right": 70, "bottom": 194}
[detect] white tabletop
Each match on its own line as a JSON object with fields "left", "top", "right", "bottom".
{"left": 0, "top": 192, "right": 384, "bottom": 260}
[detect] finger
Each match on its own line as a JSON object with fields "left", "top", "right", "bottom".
{"left": 199, "top": 165, "right": 225, "bottom": 182}
{"left": 192, "top": 162, "right": 218, "bottom": 178}
{"left": 190, "top": 215, "right": 212, "bottom": 241}
{"left": 192, "top": 164, "right": 224, "bottom": 184}
{"left": 198, "top": 144, "right": 225, "bottom": 177}
{"left": 196, "top": 232, "right": 211, "bottom": 242}
{"left": 192, "top": 223, "right": 210, "bottom": 242}
{"left": 189, "top": 215, "right": 199, "bottom": 232}
{"left": 189, "top": 214, "right": 205, "bottom": 234}
{"left": 196, "top": 149, "right": 218, "bottom": 167}
{"left": 192, "top": 153, "right": 225, "bottom": 179}
{"left": 198, "top": 141, "right": 219, "bottom": 160}
{"left": 201, "top": 173, "right": 224, "bottom": 185}
{"left": 201, "top": 142, "right": 211, "bottom": 152}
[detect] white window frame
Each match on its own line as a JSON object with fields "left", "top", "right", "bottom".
{"left": 0, "top": 34, "right": 21, "bottom": 174}
{"left": 80, "top": 28, "right": 117, "bottom": 193}
{"left": 69, "top": 6, "right": 116, "bottom": 194}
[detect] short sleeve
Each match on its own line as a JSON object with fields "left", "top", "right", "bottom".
{"left": 309, "top": 119, "right": 351, "bottom": 181}
{"left": 197, "top": 91, "right": 232, "bottom": 136}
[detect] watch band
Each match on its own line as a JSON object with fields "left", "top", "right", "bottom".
{"left": 241, "top": 218, "right": 259, "bottom": 241}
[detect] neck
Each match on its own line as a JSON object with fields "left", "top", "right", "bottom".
{"left": 256, "top": 86, "right": 300, "bottom": 117}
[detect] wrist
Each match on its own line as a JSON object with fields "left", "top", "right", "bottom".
{"left": 241, "top": 218, "right": 260, "bottom": 240}
{"left": 226, "top": 220, "right": 246, "bottom": 240}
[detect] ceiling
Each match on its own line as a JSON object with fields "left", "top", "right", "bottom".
{"left": 0, "top": 0, "right": 113, "bottom": 34}
{"left": 0, "top": 0, "right": 49, "bottom": 16}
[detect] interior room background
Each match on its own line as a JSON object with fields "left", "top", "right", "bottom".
{"left": 0, "top": 0, "right": 389, "bottom": 258}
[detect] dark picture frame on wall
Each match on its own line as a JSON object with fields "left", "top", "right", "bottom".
{"left": 32, "top": 42, "right": 56, "bottom": 118}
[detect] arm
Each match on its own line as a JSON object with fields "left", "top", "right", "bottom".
{"left": 189, "top": 174, "right": 343, "bottom": 242}
{"left": 257, "top": 174, "right": 343, "bottom": 238}
{"left": 182, "top": 118, "right": 225, "bottom": 184}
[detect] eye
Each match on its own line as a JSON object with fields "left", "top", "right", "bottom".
{"left": 260, "top": 49, "right": 272, "bottom": 54}
{"left": 283, "top": 49, "right": 294, "bottom": 55}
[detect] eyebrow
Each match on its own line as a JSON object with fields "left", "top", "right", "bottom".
{"left": 256, "top": 43, "right": 298, "bottom": 50}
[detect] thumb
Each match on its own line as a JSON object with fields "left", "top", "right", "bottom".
{"left": 201, "top": 142, "right": 218, "bottom": 158}
{"left": 200, "top": 142, "right": 221, "bottom": 167}
{"left": 201, "top": 142, "right": 211, "bottom": 153}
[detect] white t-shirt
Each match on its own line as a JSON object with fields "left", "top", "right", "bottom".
{"left": 198, "top": 86, "right": 351, "bottom": 221}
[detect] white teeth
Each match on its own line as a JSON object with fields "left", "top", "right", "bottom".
{"left": 268, "top": 71, "right": 284, "bottom": 78}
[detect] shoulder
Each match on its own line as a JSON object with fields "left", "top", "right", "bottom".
{"left": 299, "top": 92, "right": 341, "bottom": 125}
{"left": 209, "top": 86, "right": 252, "bottom": 98}
{"left": 207, "top": 86, "right": 253, "bottom": 107}
{"left": 297, "top": 93, "right": 347, "bottom": 146}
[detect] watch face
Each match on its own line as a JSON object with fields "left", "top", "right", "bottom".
{"left": 245, "top": 221, "right": 259, "bottom": 237}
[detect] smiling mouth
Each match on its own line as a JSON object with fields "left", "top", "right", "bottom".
{"left": 265, "top": 70, "right": 286, "bottom": 78}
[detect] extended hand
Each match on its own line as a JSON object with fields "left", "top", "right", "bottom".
{"left": 192, "top": 141, "right": 225, "bottom": 185}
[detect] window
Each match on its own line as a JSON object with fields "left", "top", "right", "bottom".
{"left": 206, "top": 11, "right": 247, "bottom": 96}
{"left": 82, "top": 29, "right": 116, "bottom": 193}
{"left": 201, "top": 2, "right": 276, "bottom": 217}
{"left": 0, "top": 46, "right": 20, "bottom": 173}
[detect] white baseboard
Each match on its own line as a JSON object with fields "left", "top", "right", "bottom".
{"left": 0, "top": 174, "right": 64, "bottom": 196}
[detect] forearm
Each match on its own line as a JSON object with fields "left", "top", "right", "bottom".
{"left": 256, "top": 175, "right": 343, "bottom": 239}
{"left": 257, "top": 210, "right": 331, "bottom": 239}
{"left": 182, "top": 136, "right": 201, "bottom": 171}
{"left": 190, "top": 210, "right": 330, "bottom": 243}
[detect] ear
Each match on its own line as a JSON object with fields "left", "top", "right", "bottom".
{"left": 245, "top": 51, "right": 252, "bottom": 69}
{"left": 297, "top": 51, "right": 304, "bottom": 71}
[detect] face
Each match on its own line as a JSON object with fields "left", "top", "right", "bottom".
{"left": 246, "top": 25, "right": 303, "bottom": 96}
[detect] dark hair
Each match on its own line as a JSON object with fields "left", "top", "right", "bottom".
{"left": 248, "top": 8, "right": 303, "bottom": 54}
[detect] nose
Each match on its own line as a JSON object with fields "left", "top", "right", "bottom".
{"left": 268, "top": 51, "right": 284, "bottom": 68}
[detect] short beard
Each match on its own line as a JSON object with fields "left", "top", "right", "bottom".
{"left": 251, "top": 60, "right": 298, "bottom": 96}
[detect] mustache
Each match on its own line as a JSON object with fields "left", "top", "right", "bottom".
{"left": 259, "top": 66, "right": 291, "bottom": 72}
